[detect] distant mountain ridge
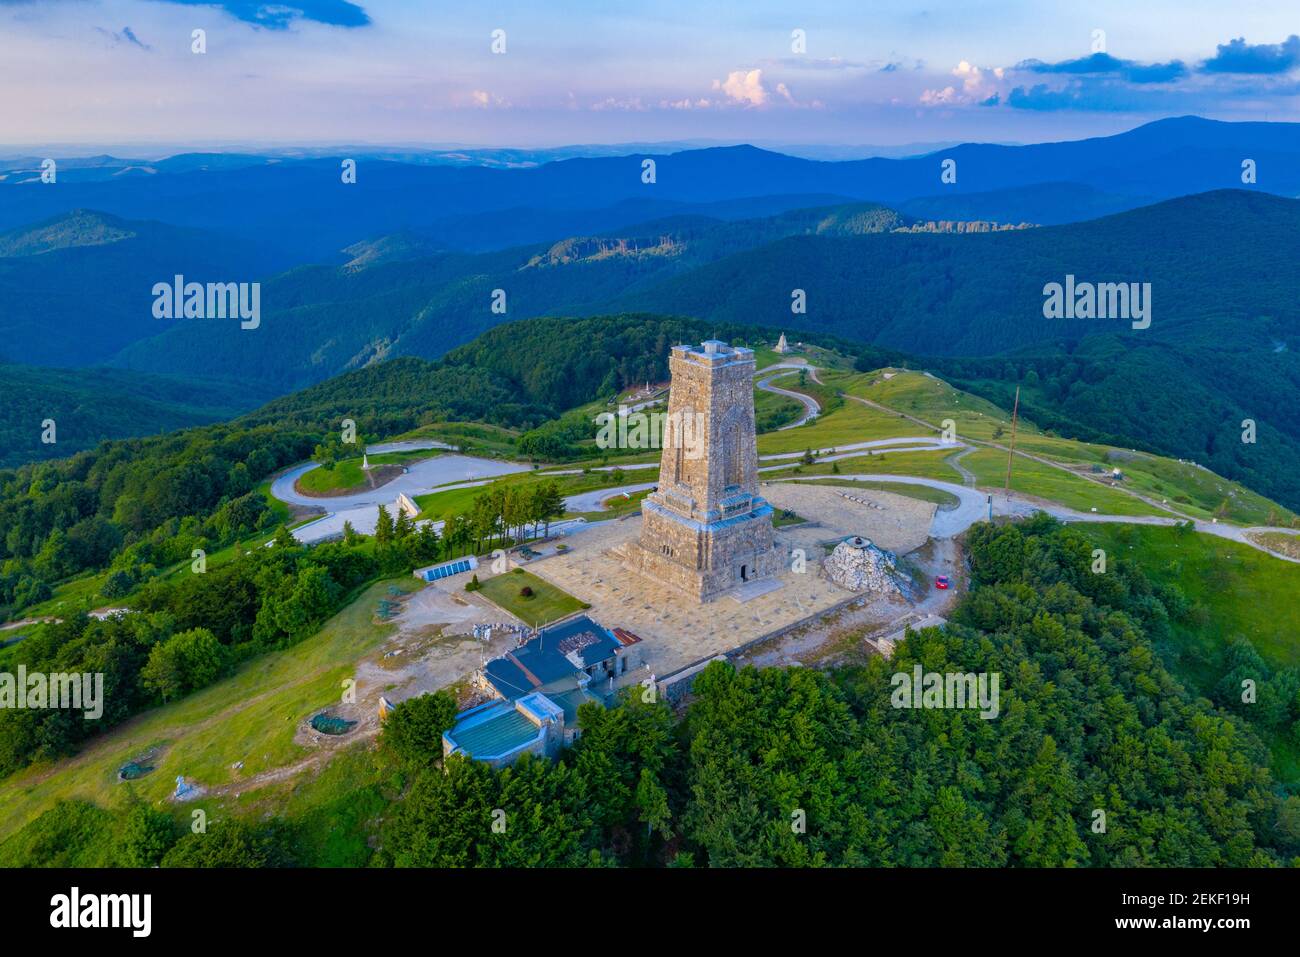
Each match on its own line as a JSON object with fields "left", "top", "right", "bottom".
{"left": 6, "top": 118, "right": 1300, "bottom": 510}
{"left": 616, "top": 189, "right": 1300, "bottom": 355}
{"left": 78, "top": 189, "right": 1296, "bottom": 391}
{"left": 103, "top": 199, "right": 913, "bottom": 389}
{"left": 2, "top": 117, "right": 1297, "bottom": 265}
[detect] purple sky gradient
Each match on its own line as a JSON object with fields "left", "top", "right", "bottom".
{"left": 2, "top": 0, "right": 1298, "bottom": 148}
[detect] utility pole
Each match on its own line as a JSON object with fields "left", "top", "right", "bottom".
{"left": 1003, "top": 386, "right": 1021, "bottom": 494}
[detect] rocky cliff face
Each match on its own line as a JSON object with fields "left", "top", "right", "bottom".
{"left": 892, "top": 220, "right": 1035, "bottom": 233}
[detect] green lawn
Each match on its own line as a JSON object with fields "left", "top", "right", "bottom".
{"left": 754, "top": 342, "right": 853, "bottom": 372}
{"left": 388, "top": 421, "right": 521, "bottom": 459}
{"left": 568, "top": 488, "right": 652, "bottom": 523}
{"left": 414, "top": 466, "right": 655, "bottom": 521}
{"left": 756, "top": 392, "right": 919, "bottom": 455}
{"left": 296, "top": 450, "right": 437, "bottom": 496}
{"left": 476, "top": 569, "right": 589, "bottom": 628}
{"left": 255, "top": 739, "right": 398, "bottom": 867}
{"left": 0, "top": 577, "right": 421, "bottom": 843}
{"left": 1104, "top": 452, "right": 1296, "bottom": 527}
{"left": 771, "top": 508, "right": 807, "bottom": 527}
{"left": 754, "top": 385, "right": 804, "bottom": 432}
{"left": 842, "top": 368, "right": 1019, "bottom": 443}
{"left": 763, "top": 448, "right": 962, "bottom": 483}
{"left": 963, "top": 448, "right": 1166, "bottom": 517}
{"left": 849, "top": 367, "right": 1296, "bottom": 527}
{"left": 801, "top": 478, "right": 962, "bottom": 510}
{"left": 1087, "top": 525, "right": 1300, "bottom": 674}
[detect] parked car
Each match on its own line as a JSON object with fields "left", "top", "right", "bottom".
{"left": 935, "top": 575, "right": 950, "bottom": 590}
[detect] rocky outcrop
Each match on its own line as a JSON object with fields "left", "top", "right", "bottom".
{"left": 892, "top": 220, "right": 1035, "bottom": 233}
{"left": 822, "top": 536, "right": 910, "bottom": 597}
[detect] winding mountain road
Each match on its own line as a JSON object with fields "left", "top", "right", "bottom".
{"left": 757, "top": 364, "right": 821, "bottom": 430}
{"left": 272, "top": 444, "right": 531, "bottom": 543}
{"left": 269, "top": 370, "right": 1300, "bottom": 564}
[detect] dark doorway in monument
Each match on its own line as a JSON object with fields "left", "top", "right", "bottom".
{"left": 741, "top": 564, "right": 748, "bottom": 581}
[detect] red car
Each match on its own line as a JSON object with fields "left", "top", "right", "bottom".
{"left": 934, "top": 575, "right": 950, "bottom": 590}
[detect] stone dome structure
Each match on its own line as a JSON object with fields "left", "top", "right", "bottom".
{"left": 822, "top": 536, "right": 908, "bottom": 597}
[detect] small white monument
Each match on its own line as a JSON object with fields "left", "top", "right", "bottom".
{"left": 775, "top": 333, "right": 792, "bottom": 354}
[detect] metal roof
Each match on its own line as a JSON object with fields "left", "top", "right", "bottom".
{"left": 444, "top": 703, "right": 540, "bottom": 759}
{"left": 483, "top": 615, "right": 620, "bottom": 699}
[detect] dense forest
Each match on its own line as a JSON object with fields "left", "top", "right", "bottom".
{"left": 0, "top": 478, "right": 565, "bottom": 778}
{"left": 370, "top": 515, "right": 1299, "bottom": 867}
{"left": 104, "top": 199, "right": 907, "bottom": 392}
{"left": 0, "top": 536, "right": 381, "bottom": 777}
{"left": 620, "top": 191, "right": 1300, "bottom": 509}
{"left": 0, "top": 363, "right": 268, "bottom": 469}
{"left": 14, "top": 192, "right": 1298, "bottom": 511}
{"left": 0, "top": 423, "right": 314, "bottom": 613}
{"left": 437, "top": 313, "right": 887, "bottom": 412}
{"left": 7, "top": 514, "right": 1296, "bottom": 867}
{"left": 618, "top": 191, "right": 1300, "bottom": 357}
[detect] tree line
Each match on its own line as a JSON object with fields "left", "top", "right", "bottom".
{"left": 372, "top": 515, "right": 1299, "bottom": 867}
{"left": 7, "top": 513, "right": 1299, "bottom": 866}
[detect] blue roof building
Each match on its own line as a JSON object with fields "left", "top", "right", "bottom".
{"left": 442, "top": 692, "right": 568, "bottom": 768}
{"left": 481, "top": 614, "right": 640, "bottom": 700}
{"left": 444, "top": 615, "right": 645, "bottom": 767}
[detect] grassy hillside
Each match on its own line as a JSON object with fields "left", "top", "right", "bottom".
{"left": 22, "top": 190, "right": 1297, "bottom": 517}
{"left": 619, "top": 191, "right": 1300, "bottom": 356}
{"left": 615, "top": 192, "right": 1300, "bottom": 510}
{"left": 767, "top": 366, "right": 1295, "bottom": 526}
{"left": 1082, "top": 523, "right": 1300, "bottom": 784}
{"left": 0, "top": 577, "right": 419, "bottom": 844}
{"left": 935, "top": 329, "right": 1300, "bottom": 515}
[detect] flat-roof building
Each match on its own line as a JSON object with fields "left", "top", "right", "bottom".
{"left": 445, "top": 615, "right": 644, "bottom": 766}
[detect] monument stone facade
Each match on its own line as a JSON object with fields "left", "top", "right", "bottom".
{"left": 623, "top": 340, "right": 779, "bottom": 601}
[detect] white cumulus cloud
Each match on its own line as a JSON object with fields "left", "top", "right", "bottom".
{"left": 713, "top": 68, "right": 769, "bottom": 106}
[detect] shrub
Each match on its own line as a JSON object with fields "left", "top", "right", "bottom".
{"left": 100, "top": 569, "right": 135, "bottom": 600}
{"left": 381, "top": 691, "right": 459, "bottom": 766}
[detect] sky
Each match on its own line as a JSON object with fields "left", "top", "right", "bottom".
{"left": 2, "top": 0, "right": 1299, "bottom": 148}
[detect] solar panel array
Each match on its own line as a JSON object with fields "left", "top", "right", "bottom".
{"left": 423, "top": 558, "right": 474, "bottom": 581}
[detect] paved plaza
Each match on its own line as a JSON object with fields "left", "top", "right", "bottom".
{"left": 525, "top": 481, "right": 932, "bottom": 678}
{"left": 760, "top": 481, "right": 935, "bottom": 555}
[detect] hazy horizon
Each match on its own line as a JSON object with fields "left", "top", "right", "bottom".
{"left": 3, "top": 1, "right": 1299, "bottom": 147}
{"left": 6, "top": 114, "right": 1298, "bottom": 163}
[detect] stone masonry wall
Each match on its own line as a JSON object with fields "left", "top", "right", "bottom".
{"left": 630, "top": 340, "right": 777, "bottom": 602}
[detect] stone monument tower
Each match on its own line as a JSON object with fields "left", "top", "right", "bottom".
{"left": 624, "top": 340, "right": 778, "bottom": 601}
